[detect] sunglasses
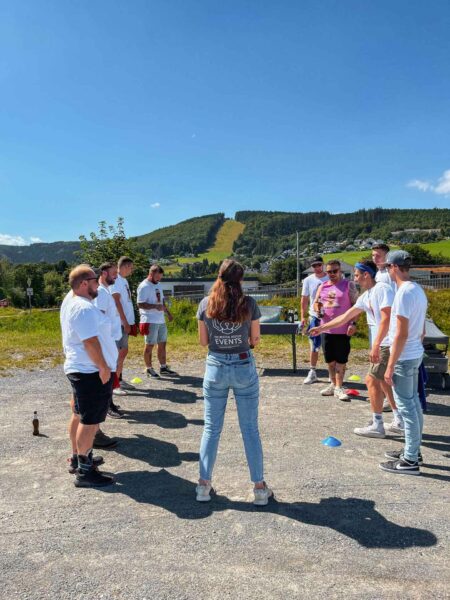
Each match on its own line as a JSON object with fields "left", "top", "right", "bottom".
{"left": 83, "top": 277, "right": 98, "bottom": 282}
{"left": 326, "top": 269, "right": 339, "bottom": 274}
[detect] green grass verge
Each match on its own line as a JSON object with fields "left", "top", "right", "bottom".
{"left": 1, "top": 289, "right": 449, "bottom": 374}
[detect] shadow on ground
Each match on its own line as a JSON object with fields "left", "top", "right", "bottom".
{"left": 126, "top": 408, "right": 204, "bottom": 429}
{"left": 113, "top": 435, "right": 199, "bottom": 468}
{"left": 101, "top": 469, "right": 438, "bottom": 549}
{"left": 125, "top": 387, "right": 200, "bottom": 404}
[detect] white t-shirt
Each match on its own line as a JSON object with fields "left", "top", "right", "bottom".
{"left": 301, "top": 273, "right": 329, "bottom": 318}
{"left": 60, "top": 292, "right": 119, "bottom": 374}
{"left": 387, "top": 281, "right": 427, "bottom": 361}
{"left": 376, "top": 268, "right": 397, "bottom": 294}
{"left": 93, "top": 284, "right": 122, "bottom": 341}
{"left": 137, "top": 279, "right": 166, "bottom": 324}
{"left": 355, "top": 282, "right": 394, "bottom": 347}
{"left": 110, "top": 274, "right": 135, "bottom": 325}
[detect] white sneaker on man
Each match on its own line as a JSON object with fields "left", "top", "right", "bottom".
{"left": 320, "top": 383, "right": 335, "bottom": 396}
{"left": 385, "top": 419, "right": 405, "bottom": 435}
{"left": 334, "top": 387, "right": 350, "bottom": 402}
{"left": 303, "top": 369, "right": 318, "bottom": 384}
{"left": 253, "top": 484, "right": 274, "bottom": 506}
{"left": 354, "top": 420, "right": 386, "bottom": 438}
{"left": 196, "top": 483, "right": 213, "bottom": 502}
{"left": 113, "top": 388, "right": 128, "bottom": 396}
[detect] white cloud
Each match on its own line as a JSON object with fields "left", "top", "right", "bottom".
{"left": 407, "top": 179, "right": 432, "bottom": 192}
{"left": 434, "top": 169, "right": 450, "bottom": 195}
{"left": 151, "top": 202, "right": 160, "bottom": 208}
{"left": 30, "top": 236, "right": 43, "bottom": 243}
{"left": 0, "top": 234, "right": 28, "bottom": 246}
{"left": 407, "top": 169, "right": 450, "bottom": 196}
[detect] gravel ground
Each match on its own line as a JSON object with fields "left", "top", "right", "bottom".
{"left": 0, "top": 357, "right": 449, "bottom": 600}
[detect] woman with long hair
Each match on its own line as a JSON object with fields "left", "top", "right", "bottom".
{"left": 195, "top": 259, "right": 273, "bottom": 505}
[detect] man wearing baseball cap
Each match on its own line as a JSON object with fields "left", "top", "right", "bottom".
{"left": 379, "top": 250, "right": 428, "bottom": 476}
{"left": 300, "top": 256, "right": 328, "bottom": 384}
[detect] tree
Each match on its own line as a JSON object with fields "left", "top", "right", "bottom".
{"left": 78, "top": 218, "right": 137, "bottom": 266}
{"left": 401, "top": 244, "right": 446, "bottom": 265}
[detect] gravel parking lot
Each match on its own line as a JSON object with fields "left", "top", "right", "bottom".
{"left": 0, "top": 358, "right": 449, "bottom": 600}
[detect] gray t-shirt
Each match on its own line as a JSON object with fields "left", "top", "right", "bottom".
{"left": 196, "top": 296, "right": 261, "bottom": 354}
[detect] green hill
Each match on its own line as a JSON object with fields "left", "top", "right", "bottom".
{"left": 233, "top": 208, "right": 450, "bottom": 257}
{"left": 130, "top": 213, "right": 225, "bottom": 257}
{"left": 0, "top": 241, "right": 81, "bottom": 264}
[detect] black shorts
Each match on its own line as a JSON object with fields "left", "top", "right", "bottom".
{"left": 323, "top": 334, "right": 351, "bottom": 364}
{"left": 67, "top": 372, "right": 113, "bottom": 425}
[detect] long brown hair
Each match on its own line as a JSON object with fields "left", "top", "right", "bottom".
{"left": 206, "top": 259, "right": 250, "bottom": 322}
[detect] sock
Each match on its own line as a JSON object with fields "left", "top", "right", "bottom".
{"left": 160, "top": 364, "right": 167, "bottom": 369}
{"left": 373, "top": 413, "right": 383, "bottom": 426}
{"left": 310, "top": 366, "right": 316, "bottom": 371}
{"left": 119, "top": 373, "right": 123, "bottom": 381}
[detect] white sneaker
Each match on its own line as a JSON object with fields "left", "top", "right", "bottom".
{"left": 303, "top": 369, "right": 318, "bottom": 384}
{"left": 354, "top": 420, "right": 386, "bottom": 438}
{"left": 253, "top": 484, "right": 274, "bottom": 506}
{"left": 334, "top": 387, "right": 350, "bottom": 402}
{"left": 196, "top": 483, "right": 213, "bottom": 502}
{"left": 385, "top": 419, "right": 405, "bottom": 435}
{"left": 113, "top": 388, "right": 128, "bottom": 396}
{"left": 382, "top": 398, "right": 393, "bottom": 412}
{"left": 320, "top": 383, "right": 335, "bottom": 396}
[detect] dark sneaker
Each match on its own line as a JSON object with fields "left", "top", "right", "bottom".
{"left": 384, "top": 449, "right": 423, "bottom": 465}
{"left": 67, "top": 455, "right": 104, "bottom": 474}
{"left": 119, "top": 380, "right": 135, "bottom": 390}
{"left": 74, "top": 468, "right": 115, "bottom": 488}
{"left": 160, "top": 366, "right": 177, "bottom": 375}
{"left": 110, "top": 401, "right": 125, "bottom": 414}
{"left": 93, "top": 430, "right": 118, "bottom": 449}
{"left": 107, "top": 403, "right": 124, "bottom": 419}
{"left": 146, "top": 367, "right": 160, "bottom": 378}
{"left": 379, "top": 458, "right": 420, "bottom": 475}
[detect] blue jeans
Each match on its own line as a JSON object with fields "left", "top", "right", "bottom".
{"left": 199, "top": 352, "right": 264, "bottom": 483}
{"left": 392, "top": 357, "right": 423, "bottom": 462}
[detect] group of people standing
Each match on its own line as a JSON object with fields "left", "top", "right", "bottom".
{"left": 60, "top": 243, "right": 428, "bottom": 500}
{"left": 303, "top": 245, "right": 427, "bottom": 475}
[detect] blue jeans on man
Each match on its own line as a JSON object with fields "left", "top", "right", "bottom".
{"left": 199, "top": 352, "right": 264, "bottom": 483}
{"left": 392, "top": 357, "right": 423, "bottom": 462}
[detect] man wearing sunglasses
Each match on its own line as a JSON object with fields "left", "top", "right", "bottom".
{"left": 312, "top": 260, "right": 358, "bottom": 401}
{"left": 300, "top": 256, "right": 328, "bottom": 384}
{"left": 60, "top": 265, "right": 118, "bottom": 487}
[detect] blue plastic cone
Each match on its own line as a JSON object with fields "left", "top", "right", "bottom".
{"left": 321, "top": 436, "right": 342, "bottom": 447}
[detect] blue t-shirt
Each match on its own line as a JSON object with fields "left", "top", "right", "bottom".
{"left": 196, "top": 296, "right": 261, "bottom": 354}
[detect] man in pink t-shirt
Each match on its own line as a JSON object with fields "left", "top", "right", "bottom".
{"left": 313, "top": 260, "right": 358, "bottom": 401}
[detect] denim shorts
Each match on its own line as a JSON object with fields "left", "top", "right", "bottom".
{"left": 144, "top": 323, "right": 168, "bottom": 345}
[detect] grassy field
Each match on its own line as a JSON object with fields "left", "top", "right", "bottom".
{"left": 323, "top": 240, "right": 450, "bottom": 266}
{"left": 1, "top": 289, "right": 449, "bottom": 375}
{"left": 165, "top": 219, "right": 245, "bottom": 275}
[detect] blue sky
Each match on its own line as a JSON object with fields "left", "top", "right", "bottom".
{"left": 1, "top": 0, "right": 449, "bottom": 245}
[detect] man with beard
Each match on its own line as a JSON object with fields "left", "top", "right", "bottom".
{"left": 60, "top": 265, "right": 118, "bottom": 487}
{"left": 137, "top": 264, "right": 175, "bottom": 377}
{"left": 94, "top": 262, "right": 125, "bottom": 418}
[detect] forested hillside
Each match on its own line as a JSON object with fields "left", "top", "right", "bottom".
{"left": 234, "top": 209, "right": 450, "bottom": 256}
{"left": 0, "top": 241, "right": 81, "bottom": 265}
{"left": 130, "top": 213, "right": 225, "bottom": 257}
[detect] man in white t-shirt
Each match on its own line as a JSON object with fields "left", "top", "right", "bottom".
{"left": 300, "top": 256, "right": 328, "bottom": 384}
{"left": 110, "top": 256, "right": 136, "bottom": 392}
{"left": 60, "top": 264, "right": 118, "bottom": 488}
{"left": 94, "top": 262, "right": 125, "bottom": 417}
{"left": 137, "top": 264, "right": 175, "bottom": 378}
{"left": 310, "top": 259, "right": 402, "bottom": 439}
{"left": 379, "top": 250, "right": 427, "bottom": 476}
{"left": 372, "top": 243, "right": 397, "bottom": 414}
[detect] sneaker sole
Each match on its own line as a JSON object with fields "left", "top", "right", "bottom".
{"left": 253, "top": 491, "right": 274, "bottom": 506}
{"left": 378, "top": 464, "right": 420, "bottom": 475}
{"left": 353, "top": 430, "right": 386, "bottom": 438}
{"left": 320, "top": 392, "right": 335, "bottom": 396}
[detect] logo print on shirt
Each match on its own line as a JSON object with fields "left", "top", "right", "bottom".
{"left": 211, "top": 320, "right": 241, "bottom": 335}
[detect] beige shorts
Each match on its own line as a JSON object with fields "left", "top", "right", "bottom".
{"left": 368, "top": 346, "right": 390, "bottom": 381}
